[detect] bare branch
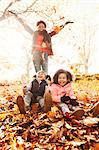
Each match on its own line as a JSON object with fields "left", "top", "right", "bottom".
{"left": 0, "top": 0, "right": 39, "bottom": 34}
{"left": 0, "top": 1, "right": 14, "bottom": 21}
{"left": 15, "top": 0, "right": 40, "bottom": 14}
{"left": 0, "top": 14, "right": 6, "bottom": 21}
{"left": 8, "top": 10, "right": 33, "bottom": 35}
{"left": 4, "top": 2, "right": 13, "bottom": 15}
{"left": 26, "top": 0, "right": 39, "bottom": 11}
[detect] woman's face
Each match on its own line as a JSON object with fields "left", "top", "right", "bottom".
{"left": 58, "top": 73, "right": 67, "bottom": 86}
{"left": 37, "top": 23, "right": 46, "bottom": 31}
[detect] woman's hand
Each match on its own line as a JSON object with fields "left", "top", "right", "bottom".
{"left": 42, "top": 53, "right": 45, "bottom": 61}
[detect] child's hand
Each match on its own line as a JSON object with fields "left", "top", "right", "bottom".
{"left": 61, "top": 95, "right": 71, "bottom": 103}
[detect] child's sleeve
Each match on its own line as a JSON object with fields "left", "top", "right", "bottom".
{"left": 49, "top": 85, "right": 61, "bottom": 103}
{"left": 27, "top": 82, "right": 32, "bottom": 92}
{"left": 67, "top": 83, "right": 76, "bottom": 99}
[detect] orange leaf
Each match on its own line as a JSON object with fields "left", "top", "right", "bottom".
{"left": 92, "top": 143, "right": 99, "bottom": 150}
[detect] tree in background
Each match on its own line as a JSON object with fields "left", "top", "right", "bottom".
{"left": 0, "top": 0, "right": 73, "bottom": 78}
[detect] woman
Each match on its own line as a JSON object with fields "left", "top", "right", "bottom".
{"left": 32, "top": 20, "right": 65, "bottom": 73}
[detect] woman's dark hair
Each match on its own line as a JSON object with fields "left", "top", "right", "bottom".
{"left": 42, "top": 30, "right": 51, "bottom": 43}
{"left": 53, "top": 69, "right": 73, "bottom": 84}
{"left": 36, "top": 20, "right": 46, "bottom": 28}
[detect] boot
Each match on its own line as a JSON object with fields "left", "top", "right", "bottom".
{"left": 89, "top": 102, "right": 99, "bottom": 117}
{"left": 16, "top": 95, "right": 26, "bottom": 114}
{"left": 71, "top": 109, "right": 85, "bottom": 120}
{"left": 44, "top": 90, "right": 52, "bottom": 112}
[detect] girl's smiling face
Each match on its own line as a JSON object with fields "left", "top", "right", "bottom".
{"left": 58, "top": 73, "right": 67, "bottom": 86}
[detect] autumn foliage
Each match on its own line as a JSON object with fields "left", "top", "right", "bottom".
{"left": 0, "top": 75, "right": 99, "bottom": 149}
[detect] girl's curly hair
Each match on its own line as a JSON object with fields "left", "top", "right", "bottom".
{"left": 53, "top": 69, "right": 73, "bottom": 84}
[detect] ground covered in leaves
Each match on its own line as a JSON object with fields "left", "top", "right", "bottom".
{"left": 0, "top": 75, "right": 99, "bottom": 150}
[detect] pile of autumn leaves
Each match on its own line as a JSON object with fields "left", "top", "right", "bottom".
{"left": 0, "top": 77, "right": 99, "bottom": 150}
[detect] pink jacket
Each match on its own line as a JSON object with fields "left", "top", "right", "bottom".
{"left": 49, "top": 83, "right": 76, "bottom": 103}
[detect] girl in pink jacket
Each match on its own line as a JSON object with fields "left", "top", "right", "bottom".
{"left": 49, "top": 69, "right": 78, "bottom": 115}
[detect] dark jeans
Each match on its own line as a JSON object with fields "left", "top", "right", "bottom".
{"left": 33, "top": 50, "right": 48, "bottom": 73}
{"left": 30, "top": 95, "right": 44, "bottom": 108}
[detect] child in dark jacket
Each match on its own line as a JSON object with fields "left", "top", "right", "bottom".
{"left": 29, "top": 71, "right": 48, "bottom": 107}
{"left": 17, "top": 70, "right": 48, "bottom": 114}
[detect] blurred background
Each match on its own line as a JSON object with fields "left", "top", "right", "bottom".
{"left": 0, "top": 0, "right": 99, "bottom": 81}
